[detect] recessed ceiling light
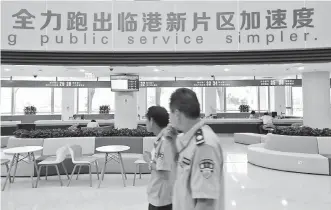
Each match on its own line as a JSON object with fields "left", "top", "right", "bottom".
{"left": 298, "top": 66, "right": 304, "bottom": 70}
{"left": 4, "top": 68, "right": 11, "bottom": 71}
{"left": 80, "top": 69, "right": 85, "bottom": 72}
{"left": 153, "top": 69, "right": 160, "bottom": 72}
{"left": 224, "top": 68, "right": 230, "bottom": 72}
{"left": 281, "top": 200, "right": 288, "bottom": 206}
{"left": 231, "top": 201, "right": 237, "bottom": 206}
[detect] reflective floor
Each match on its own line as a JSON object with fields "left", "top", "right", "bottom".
{"left": 1, "top": 135, "right": 331, "bottom": 210}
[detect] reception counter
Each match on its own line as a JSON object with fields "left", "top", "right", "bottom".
{"left": 1, "top": 118, "right": 303, "bottom": 135}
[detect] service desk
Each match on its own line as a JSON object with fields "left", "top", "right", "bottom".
{"left": 1, "top": 118, "right": 303, "bottom": 136}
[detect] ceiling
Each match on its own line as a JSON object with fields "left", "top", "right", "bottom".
{"left": 1, "top": 63, "right": 331, "bottom": 80}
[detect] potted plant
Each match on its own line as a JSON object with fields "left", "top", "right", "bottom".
{"left": 24, "top": 105, "right": 37, "bottom": 115}
{"left": 239, "top": 105, "right": 250, "bottom": 113}
{"left": 99, "top": 105, "right": 110, "bottom": 114}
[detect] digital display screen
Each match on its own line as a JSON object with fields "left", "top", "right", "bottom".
{"left": 110, "top": 75, "right": 139, "bottom": 91}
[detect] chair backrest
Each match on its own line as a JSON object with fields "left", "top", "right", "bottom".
{"left": 55, "top": 146, "right": 69, "bottom": 163}
{"left": 68, "top": 144, "right": 83, "bottom": 163}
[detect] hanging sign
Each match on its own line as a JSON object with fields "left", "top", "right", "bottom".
{"left": 1, "top": 79, "right": 305, "bottom": 88}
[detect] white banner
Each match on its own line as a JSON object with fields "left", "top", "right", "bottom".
{"left": 1, "top": 1, "right": 331, "bottom": 51}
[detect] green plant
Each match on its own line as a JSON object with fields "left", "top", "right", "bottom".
{"left": 24, "top": 106, "right": 37, "bottom": 115}
{"left": 239, "top": 104, "right": 250, "bottom": 112}
{"left": 272, "top": 126, "right": 331, "bottom": 137}
{"left": 13, "top": 127, "right": 154, "bottom": 138}
{"left": 99, "top": 105, "right": 110, "bottom": 114}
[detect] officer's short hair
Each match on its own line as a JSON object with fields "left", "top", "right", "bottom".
{"left": 146, "top": 106, "right": 169, "bottom": 128}
{"left": 169, "top": 88, "right": 200, "bottom": 119}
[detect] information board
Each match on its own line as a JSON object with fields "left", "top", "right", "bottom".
{"left": 1, "top": 80, "right": 110, "bottom": 88}
{"left": 110, "top": 75, "right": 139, "bottom": 91}
{"left": 139, "top": 79, "right": 302, "bottom": 88}
{"left": 2, "top": 79, "right": 325, "bottom": 88}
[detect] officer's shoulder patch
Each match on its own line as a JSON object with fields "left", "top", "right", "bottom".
{"left": 195, "top": 129, "right": 205, "bottom": 145}
{"left": 199, "top": 158, "right": 214, "bottom": 179}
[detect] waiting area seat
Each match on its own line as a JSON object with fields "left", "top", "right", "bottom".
{"left": 234, "top": 133, "right": 267, "bottom": 145}
{"left": 1, "top": 136, "right": 156, "bottom": 177}
{"left": 247, "top": 134, "right": 331, "bottom": 175}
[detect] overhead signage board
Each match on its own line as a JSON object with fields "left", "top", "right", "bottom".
{"left": 139, "top": 79, "right": 303, "bottom": 87}
{"left": 1, "top": 1, "right": 330, "bottom": 51}
{"left": 1, "top": 79, "right": 304, "bottom": 88}
{"left": 110, "top": 75, "right": 139, "bottom": 91}
{"left": 1, "top": 80, "right": 111, "bottom": 88}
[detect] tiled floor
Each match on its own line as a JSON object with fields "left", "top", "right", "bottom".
{"left": 1, "top": 135, "right": 331, "bottom": 210}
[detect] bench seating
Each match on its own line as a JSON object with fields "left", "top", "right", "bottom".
{"left": 234, "top": 133, "right": 266, "bottom": 145}
{"left": 247, "top": 134, "right": 331, "bottom": 175}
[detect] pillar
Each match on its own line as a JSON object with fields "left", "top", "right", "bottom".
{"left": 114, "top": 92, "right": 138, "bottom": 129}
{"left": 61, "top": 88, "right": 75, "bottom": 120}
{"left": 205, "top": 87, "right": 217, "bottom": 116}
{"left": 137, "top": 88, "right": 147, "bottom": 119}
{"left": 302, "top": 71, "right": 331, "bottom": 128}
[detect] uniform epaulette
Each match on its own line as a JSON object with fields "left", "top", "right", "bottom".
{"left": 195, "top": 129, "right": 205, "bottom": 145}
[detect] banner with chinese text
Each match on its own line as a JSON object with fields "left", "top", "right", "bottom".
{"left": 1, "top": 1, "right": 330, "bottom": 51}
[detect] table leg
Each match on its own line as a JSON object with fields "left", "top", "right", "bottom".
{"left": 95, "top": 161, "right": 100, "bottom": 180}
{"left": 102, "top": 153, "right": 108, "bottom": 181}
{"left": 1, "top": 154, "right": 16, "bottom": 191}
{"left": 31, "top": 153, "right": 39, "bottom": 187}
{"left": 28, "top": 153, "right": 35, "bottom": 188}
{"left": 45, "top": 166, "right": 48, "bottom": 180}
{"left": 12, "top": 153, "right": 19, "bottom": 183}
{"left": 118, "top": 153, "right": 127, "bottom": 180}
{"left": 98, "top": 153, "right": 108, "bottom": 189}
{"left": 118, "top": 153, "right": 126, "bottom": 187}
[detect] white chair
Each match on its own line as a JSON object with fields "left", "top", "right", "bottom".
{"left": 36, "top": 146, "right": 70, "bottom": 187}
{"left": 133, "top": 159, "right": 147, "bottom": 186}
{"left": 67, "top": 145, "right": 100, "bottom": 187}
{"left": 1, "top": 159, "right": 12, "bottom": 184}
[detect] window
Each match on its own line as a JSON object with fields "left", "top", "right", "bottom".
{"left": 78, "top": 88, "right": 88, "bottom": 113}
{"left": 259, "top": 87, "right": 269, "bottom": 112}
{"left": 226, "top": 87, "right": 258, "bottom": 112}
{"left": 14, "top": 88, "right": 52, "bottom": 114}
{"left": 292, "top": 87, "right": 303, "bottom": 116}
{"left": 1, "top": 88, "right": 12, "bottom": 114}
{"left": 91, "top": 88, "right": 115, "bottom": 113}
{"left": 147, "top": 88, "right": 156, "bottom": 108}
{"left": 159, "top": 87, "right": 203, "bottom": 112}
{"left": 54, "top": 88, "right": 62, "bottom": 114}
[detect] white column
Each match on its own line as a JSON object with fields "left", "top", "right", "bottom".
{"left": 205, "top": 87, "right": 217, "bottom": 116}
{"left": 302, "top": 71, "right": 331, "bottom": 128}
{"left": 114, "top": 92, "right": 138, "bottom": 129}
{"left": 61, "top": 88, "right": 75, "bottom": 120}
{"left": 273, "top": 86, "right": 286, "bottom": 115}
{"left": 137, "top": 88, "right": 147, "bottom": 118}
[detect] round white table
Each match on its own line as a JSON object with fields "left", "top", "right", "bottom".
{"left": 2, "top": 146, "right": 43, "bottom": 191}
{"left": 96, "top": 145, "right": 130, "bottom": 188}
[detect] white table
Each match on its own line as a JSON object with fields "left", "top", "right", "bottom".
{"left": 2, "top": 146, "right": 43, "bottom": 191}
{"left": 96, "top": 145, "right": 130, "bottom": 188}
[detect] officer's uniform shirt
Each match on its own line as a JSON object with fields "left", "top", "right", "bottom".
{"left": 173, "top": 121, "right": 224, "bottom": 210}
{"left": 147, "top": 128, "right": 177, "bottom": 207}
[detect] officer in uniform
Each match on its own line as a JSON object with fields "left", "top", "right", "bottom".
{"left": 143, "top": 106, "right": 178, "bottom": 210}
{"left": 168, "top": 88, "right": 224, "bottom": 210}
